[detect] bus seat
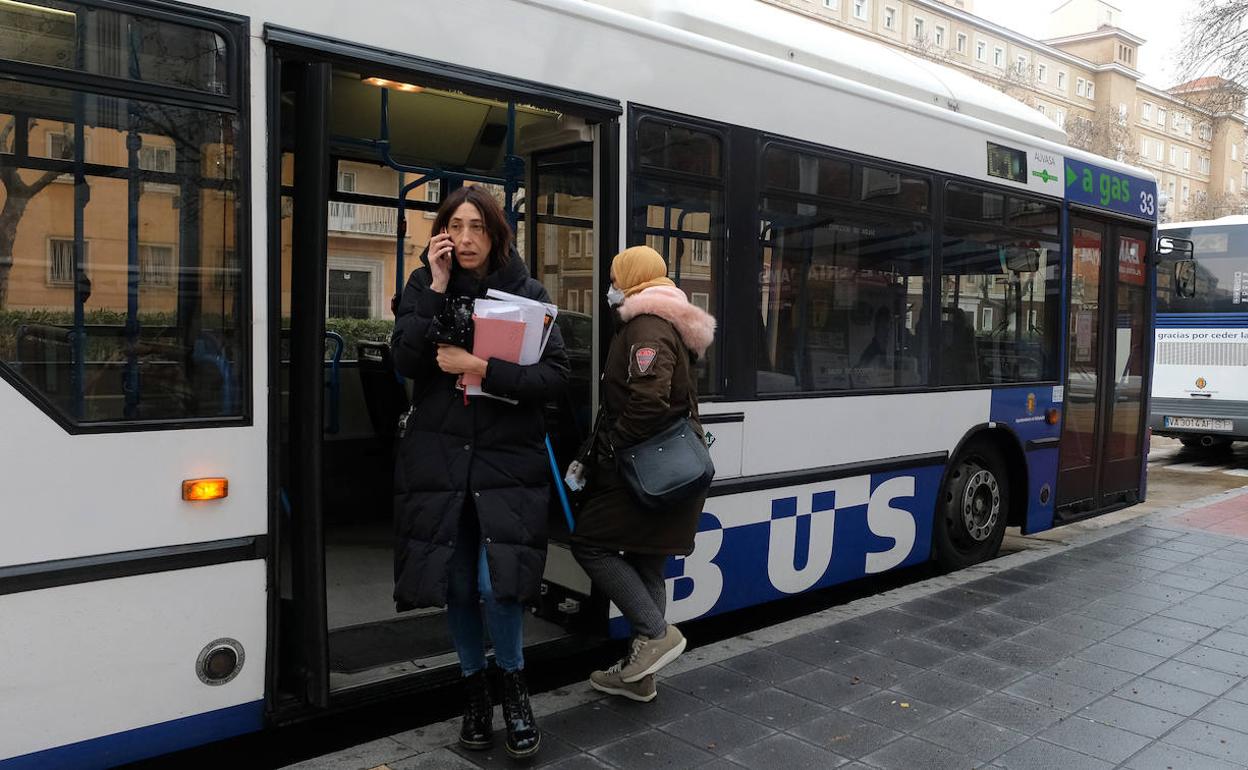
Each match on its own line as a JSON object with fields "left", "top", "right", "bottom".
{"left": 356, "top": 340, "right": 408, "bottom": 442}
{"left": 940, "top": 307, "right": 979, "bottom": 384}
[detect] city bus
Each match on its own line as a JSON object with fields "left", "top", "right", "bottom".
{"left": 1151, "top": 216, "right": 1248, "bottom": 448}
{"left": 0, "top": 0, "right": 1159, "bottom": 765}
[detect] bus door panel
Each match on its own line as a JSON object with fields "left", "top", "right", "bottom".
{"left": 1057, "top": 215, "right": 1149, "bottom": 514}
{"left": 1101, "top": 227, "right": 1151, "bottom": 497}
{"left": 1057, "top": 219, "right": 1107, "bottom": 511}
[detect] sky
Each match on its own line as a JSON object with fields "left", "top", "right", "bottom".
{"left": 973, "top": 0, "right": 1200, "bottom": 88}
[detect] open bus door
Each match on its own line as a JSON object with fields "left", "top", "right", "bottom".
{"left": 268, "top": 38, "right": 617, "bottom": 717}
{"left": 1056, "top": 213, "right": 1153, "bottom": 516}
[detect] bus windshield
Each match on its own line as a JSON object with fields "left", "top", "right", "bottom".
{"left": 1158, "top": 225, "right": 1248, "bottom": 313}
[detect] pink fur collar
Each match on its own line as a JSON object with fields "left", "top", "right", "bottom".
{"left": 618, "top": 285, "right": 717, "bottom": 356}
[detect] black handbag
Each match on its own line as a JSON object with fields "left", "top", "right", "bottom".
{"left": 615, "top": 416, "right": 715, "bottom": 509}
{"left": 611, "top": 353, "right": 715, "bottom": 510}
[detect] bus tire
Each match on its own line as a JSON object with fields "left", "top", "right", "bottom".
{"left": 935, "top": 440, "right": 1009, "bottom": 571}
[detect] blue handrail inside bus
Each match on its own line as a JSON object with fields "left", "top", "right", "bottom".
{"left": 324, "top": 331, "right": 344, "bottom": 435}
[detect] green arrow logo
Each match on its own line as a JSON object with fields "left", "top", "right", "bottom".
{"left": 1033, "top": 169, "right": 1058, "bottom": 184}
{"left": 1066, "top": 165, "right": 1077, "bottom": 187}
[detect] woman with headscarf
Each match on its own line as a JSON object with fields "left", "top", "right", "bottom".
{"left": 570, "top": 245, "right": 716, "bottom": 702}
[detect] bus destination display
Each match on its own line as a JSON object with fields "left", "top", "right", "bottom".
{"left": 1064, "top": 157, "right": 1157, "bottom": 219}
{"left": 986, "top": 142, "right": 1027, "bottom": 183}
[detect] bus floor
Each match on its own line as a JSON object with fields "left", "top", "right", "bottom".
{"left": 324, "top": 521, "right": 571, "bottom": 689}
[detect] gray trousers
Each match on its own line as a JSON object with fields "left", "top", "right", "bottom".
{"left": 572, "top": 544, "right": 669, "bottom": 639}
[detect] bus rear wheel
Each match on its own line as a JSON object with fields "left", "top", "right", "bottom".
{"left": 935, "top": 441, "right": 1009, "bottom": 571}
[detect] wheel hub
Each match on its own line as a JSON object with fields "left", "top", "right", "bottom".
{"left": 960, "top": 468, "right": 1000, "bottom": 541}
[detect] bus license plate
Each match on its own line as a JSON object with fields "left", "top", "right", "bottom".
{"left": 1165, "top": 416, "right": 1233, "bottom": 431}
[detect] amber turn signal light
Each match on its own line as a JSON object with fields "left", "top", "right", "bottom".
{"left": 183, "top": 478, "right": 228, "bottom": 501}
{"left": 1045, "top": 408, "right": 1060, "bottom": 425}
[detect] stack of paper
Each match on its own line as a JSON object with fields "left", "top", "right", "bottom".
{"left": 462, "top": 289, "right": 558, "bottom": 402}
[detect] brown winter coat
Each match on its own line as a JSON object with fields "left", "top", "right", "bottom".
{"left": 571, "top": 285, "right": 717, "bottom": 555}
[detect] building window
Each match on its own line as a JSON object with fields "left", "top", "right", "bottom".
{"left": 1141, "top": 102, "right": 1152, "bottom": 121}
{"left": 337, "top": 170, "right": 356, "bottom": 192}
{"left": 883, "top": 6, "right": 896, "bottom": 30}
{"left": 139, "top": 244, "right": 176, "bottom": 288}
{"left": 1118, "top": 103, "right": 1128, "bottom": 121}
{"left": 47, "top": 238, "right": 87, "bottom": 286}
{"left": 1184, "top": 118, "right": 1192, "bottom": 137}
{"left": 956, "top": 32, "right": 967, "bottom": 53}
{"left": 423, "top": 178, "right": 441, "bottom": 218}
{"left": 1199, "top": 124, "right": 1212, "bottom": 141}
{"left": 1183, "top": 149, "right": 1191, "bottom": 170}
{"left": 1140, "top": 137, "right": 1149, "bottom": 157}
{"left": 1170, "top": 146, "right": 1178, "bottom": 166}
{"left": 1157, "top": 106, "right": 1167, "bottom": 125}
{"left": 1233, "top": 143, "right": 1240, "bottom": 161}
{"left": 934, "top": 25, "right": 945, "bottom": 47}
{"left": 824, "top": 0, "right": 839, "bottom": 8}
{"left": 853, "top": 0, "right": 869, "bottom": 20}
{"left": 975, "top": 40, "right": 986, "bottom": 61}
{"left": 1055, "top": 108, "right": 1066, "bottom": 129}
{"left": 1182, "top": 182, "right": 1190, "bottom": 205}
{"left": 1168, "top": 180, "right": 1177, "bottom": 201}
{"left": 993, "top": 47, "right": 1004, "bottom": 68}
{"left": 1056, "top": 71, "right": 1067, "bottom": 90}
{"left": 1201, "top": 157, "right": 1211, "bottom": 174}
{"left": 327, "top": 259, "right": 378, "bottom": 320}
{"left": 1076, "top": 77, "right": 1086, "bottom": 97}
{"left": 1015, "top": 55, "right": 1028, "bottom": 76}
{"left": 913, "top": 16, "right": 924, "bottom": 40}
{"left": 1230, "top": 179, "right": 1237, "bottom": 194}
{"left": 1037, "top": 104, "right": 1049, "bottom": 117}
{"left": 1242, "top": 170, "right": 1248, "bottom": 190}
{"left": 139, "top": 143, "right": 176, "bottom": 173}
{"left": 1086, "top": 81, "right": 1095, "bottom": 99}
{"left": 1036, "top": 62, "right": 1047, "bottom": 82}
{"left": 1156, "top": 141, "right": 1164, "bottom": 162}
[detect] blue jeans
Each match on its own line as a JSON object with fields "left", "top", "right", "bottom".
{"left": 446, "top": 503, "right": 525, "bottom": 675}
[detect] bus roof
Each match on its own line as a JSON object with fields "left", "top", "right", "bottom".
{"left": 585, "top": 0, "right": 1067, "bottom": 144}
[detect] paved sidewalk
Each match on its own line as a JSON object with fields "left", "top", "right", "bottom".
{"left": 290, "top": 489, "right": 1248, "bottom": 770}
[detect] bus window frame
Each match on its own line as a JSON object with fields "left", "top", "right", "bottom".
{"left": 753, "top": 137, "right": 936, "bottom": 397}
{"left": 626, "top": 104, "right": 730, "bottom": 397}
{"left": 0, "top": 0, "right": 253, "bottom": 434}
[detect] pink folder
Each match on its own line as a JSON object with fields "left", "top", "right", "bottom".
{"left": 462, "top": 316, "right": 526, "bottom": 392}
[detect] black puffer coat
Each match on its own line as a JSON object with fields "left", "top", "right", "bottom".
{"left": 392, "top": 252, "right": 568, "bottom": 610}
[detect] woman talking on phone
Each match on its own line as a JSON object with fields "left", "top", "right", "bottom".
{"left": 391, "top": 186, "right": 568, "bottom": 759}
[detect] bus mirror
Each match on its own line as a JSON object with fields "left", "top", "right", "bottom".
{"left": 1156, "top": 236, "right": 1193, "bottom": 259}
{"left": 1174, "top": 259, "right": 1198, "bottom": 299}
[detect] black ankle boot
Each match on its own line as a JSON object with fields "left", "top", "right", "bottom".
{"left": 501, "top": 669, "right": 540, "bottom": 758}
{"left": 459, "top": 670, "right": 493, "bottom": 751}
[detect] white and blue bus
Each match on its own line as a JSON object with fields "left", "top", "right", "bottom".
{"left": 0, "top": 0, "right": 1159, "bottom": 766}
{"left": 1151, "top": 216, "right": 1248, "bottom": 447}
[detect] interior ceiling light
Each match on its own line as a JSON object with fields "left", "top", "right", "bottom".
{"left": 362, "top": 76, "right": 424, "bottom": 93}
{"left": 0, "top": 0, "right": 75, "bottom": 18}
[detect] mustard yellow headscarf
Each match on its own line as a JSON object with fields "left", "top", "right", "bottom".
{"left": 611, "top": 245, "right": 675, "bottom": 297}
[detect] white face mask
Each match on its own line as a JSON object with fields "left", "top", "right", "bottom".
{"left": 606, "top": 284, "right": 626, "bottom": 307}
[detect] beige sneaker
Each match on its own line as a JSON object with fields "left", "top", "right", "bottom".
{"left": 620, "top": 625, "right": 686, "bottom": 683}
{"left": 589, "top": 659, "right": 657, "bottom": 702}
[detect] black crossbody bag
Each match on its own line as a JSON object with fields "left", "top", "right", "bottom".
{"left": 608, "top": 350, "right": 715, "bottom": 510}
